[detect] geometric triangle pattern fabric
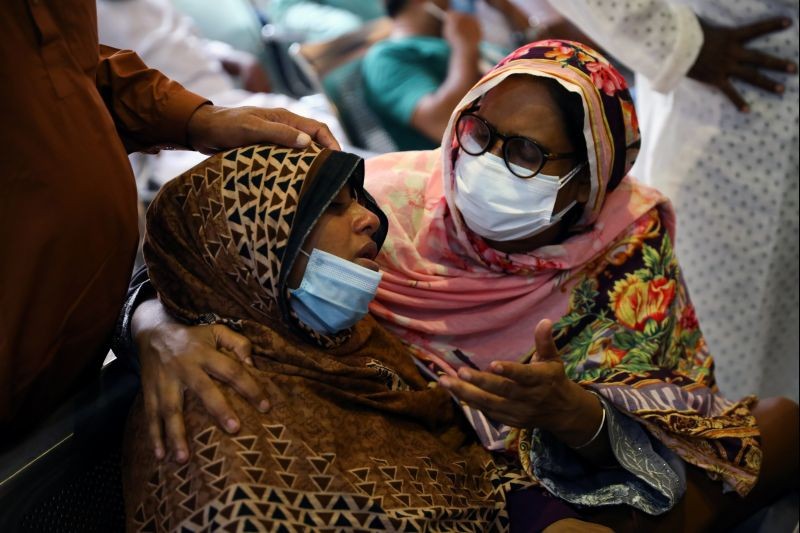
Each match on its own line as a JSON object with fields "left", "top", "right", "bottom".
{"left": 145, "top": 142, "right": 328, "bottom": 328}
{"left": 126, "top": 406, "right": 533, "bottom": 532}
{"left": 219, "top": 143, "right": 322, "bottom": 315}
{"left": 131, "top": 142, "right": 542, "bottom": 532}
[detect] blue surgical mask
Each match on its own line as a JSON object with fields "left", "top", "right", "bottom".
{"left": 289, "top": 248, "right": 382, "bottom": 334}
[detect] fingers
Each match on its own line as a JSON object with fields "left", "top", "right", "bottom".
{"left": 534, "top": 319, "right": 560, "bottom": 361}
{"left": 244, "top": 114, "right": 314, "bottom": 149}
{"left": 740, "top": 48, "right": 797, "bottom": 74}
{"left": 158, "top": 379, "right": 190, "bottom": 463}
{"left": 732, "top": 64, "right": 784, "bottom": 93}
{"left": 719, "top": 79, "right": 750, "bottom": 112}
{"left": 736, "top": 17, "right": 792, "bottom": 42}
{"left": 489, "top": 361, "right": 559, "bottom": 388}
{"left": 213, "top": 324, "right": 254, "bottom": 367}
{"left": 455, "top": 367, "right": 526, "bottom": 400}
{"left": 204, "top": 354, "right": 270, "bottom": 413}
{"left": 277, "top": 110, "right": 342, "bottom": 151}
{"left": 143, "top": 382, "right": 166, "bottom": 461}
{"left": 440, "top": 374, "right": 509, "bottom": 413}
{"left": 182, "top": 368, "right": 243, "bottom": 435}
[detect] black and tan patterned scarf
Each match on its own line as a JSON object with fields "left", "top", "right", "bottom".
{"left": 124, "top": 144, "right": 532, "bottom": 531}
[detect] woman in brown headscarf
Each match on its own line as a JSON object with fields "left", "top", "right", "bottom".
{"left": 124, "top": 143, "right": 606, "bottom": 532}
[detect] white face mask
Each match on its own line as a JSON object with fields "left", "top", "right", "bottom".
{"left": 453, "top": 151, "right": 584, "bottom": 242}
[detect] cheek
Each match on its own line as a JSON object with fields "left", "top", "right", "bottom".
{"left": 287, "top": 257, "right": 307, "bottom": 289}
{"left": 554, "top": 180, "right": 582, "bottom": 210}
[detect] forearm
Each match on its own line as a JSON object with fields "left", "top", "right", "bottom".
{"left": 412, "top": 44, "right": 480, "bottom": 141}
{"left": 96, "top": 46, "right": 210, "bottom": 152}
{"left": 132, "top": 298, "right": 173, "bottom": 346}
{"left": 551, "top": 383, "right": 615, "bottom": 466}
{"left": 525, "top": 401, "right": 686, "bottom": 515}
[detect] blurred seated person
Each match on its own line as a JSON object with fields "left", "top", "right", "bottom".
{"left": 123, "top": 142, "right": 608, "bottom": 532}
{"left": 362, "top": 0, "right": 531, "bottom": 151}
{"left": 97, "top": 0, "right": 271, "bottom": 98}
{"left": 168, "top": 0, "right": 273, "bottom": 78}
{"left": 266, "top": 0, "right": 387, "bottom": 42}
{"left": 97, "top": 0, "right": 356, "bottom": 191}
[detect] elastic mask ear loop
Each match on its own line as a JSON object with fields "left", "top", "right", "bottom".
{"left": 289, "top": 248, "right": 313, "bottom": 297}
{"left": 557, "top": 161, "right": 587, "bottom": 189}
{"left": 552, "top": 200, "right": 578, "bottom": 220}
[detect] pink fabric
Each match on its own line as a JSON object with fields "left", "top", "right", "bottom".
{"left": 367, "top": 149, "right": 668, "bottom": 372}
{"left": 366, "top": 42, "right": 663, "bottom": 371}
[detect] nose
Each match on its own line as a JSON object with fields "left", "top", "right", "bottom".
{"left": 487, "top": 137, "right": 504, "bottom": 159}
{"left": 353, "top": 202, "right": 380, "bottom": 237}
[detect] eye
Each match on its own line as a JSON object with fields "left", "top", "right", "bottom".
{"left": 326, "top": 190, "right": 354, "bottom": 212}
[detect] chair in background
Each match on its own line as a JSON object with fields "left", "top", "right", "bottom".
{"left": 0, "top": 359, "right": 139, "bottom": 532}
{"left": 260, "top": 23, "right": 318, "bottom": 98}
{"left": 290, "top": 18, "right": 398, "bottom": 153}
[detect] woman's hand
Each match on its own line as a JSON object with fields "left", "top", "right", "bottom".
{"left": 688, "top": 17, "right": 797, "bottom": 112}
{"left": 133, "top": 300, "right": 270, "bottom": 463}
{"left": 439, "top": 320, "right": 602, "bottom": 447}
{"left": 186, "top": 104, "right": 341, "bottom": 154}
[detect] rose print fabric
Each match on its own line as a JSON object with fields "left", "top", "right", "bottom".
{"left": 365, "top": 41, "right": 761, "bottom": 496}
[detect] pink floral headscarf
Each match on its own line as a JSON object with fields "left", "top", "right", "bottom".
{"left": 367, "top": 40, "right": 659, "bottom": 371}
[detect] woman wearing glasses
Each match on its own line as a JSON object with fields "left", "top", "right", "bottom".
{"left": 365, "top": 40, "right": 798, "bottom": 530}
{"left": 126, "top": 40, "right": 797, "bottom": 530}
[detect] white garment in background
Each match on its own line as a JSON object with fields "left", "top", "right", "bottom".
{"left": 549, "top": 0, "right": 799, "bottom": 401}
{"left": 96, "top": 0, "right": 364, "bottom": 189}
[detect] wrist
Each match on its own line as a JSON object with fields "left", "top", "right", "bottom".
{"left": 185, "top": 103, "right": 215, "bottom": 152}
{"left": 132, "top": 299, "right": 170, "bottom": 347}
{"left": 553, "top": 384, "right": 604, "bottom": 448}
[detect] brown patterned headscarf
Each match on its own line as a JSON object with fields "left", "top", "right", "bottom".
{"left": 143, "top": 142, "right": 387, "bottom": 345}
{"left": 126, "top": 144, "right": 532, "bottom": 531}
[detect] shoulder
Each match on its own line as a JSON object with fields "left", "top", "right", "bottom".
{"left": 365, "top": 150, "right": 442, "bottom": 214}
{"left": 365, "top": 36, "right": 446, "bottom": 63}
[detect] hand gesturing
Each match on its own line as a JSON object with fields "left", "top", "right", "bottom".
{"left": 688, "top": 17, "right": 797, "bottom": 112}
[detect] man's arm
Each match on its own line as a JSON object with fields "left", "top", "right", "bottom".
{"left": 96, "top": 45, "right": 209, "bottom": 153}
{"left": 95, "top": 46, "right": 341, "bottom": 152}
{"left": 547, "top": 1, "right": 795, "bottom": 109}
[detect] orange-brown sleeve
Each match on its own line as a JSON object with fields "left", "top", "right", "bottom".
{"left": 95, "top": 45, "right": 211, "bottom": 153}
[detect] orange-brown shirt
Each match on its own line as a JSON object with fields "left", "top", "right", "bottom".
{"left": 0, "top": 0, "right": 209, "bottom": 433}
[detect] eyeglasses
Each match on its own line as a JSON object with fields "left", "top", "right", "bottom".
{"left": 455, "top": 112, "right": 576, "bottom": 179}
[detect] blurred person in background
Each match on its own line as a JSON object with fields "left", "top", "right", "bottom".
{"left": 266, "top": 0, "right": 387, "bottom": 43}
{"left": 548, "top": 0, "right": 799, "bottom": 401}
{"left": 96, "top": 0, "right": 356, "bottom": 191}
{"left": 362, "top": 0, "right": 532, "bottom": 150}
{"left": 0, "top": 0, "right": 338, "bottom": 441}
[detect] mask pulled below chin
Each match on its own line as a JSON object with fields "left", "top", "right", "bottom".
{"left": 289, "top": 248, "right": 383, "bottom": 334}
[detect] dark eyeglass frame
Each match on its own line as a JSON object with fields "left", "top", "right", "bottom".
{"left": 455, "top": 112, "right": 576, "bottom": 179}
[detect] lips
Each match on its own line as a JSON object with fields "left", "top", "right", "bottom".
{"left": 355, "top": 241, "right": 380, "bottom": 271}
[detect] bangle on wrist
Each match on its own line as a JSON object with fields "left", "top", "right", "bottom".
{"left": 570, "top": 391, "right": 606, "bottom": 450}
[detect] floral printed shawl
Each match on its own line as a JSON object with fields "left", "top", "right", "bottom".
{"left": 366, "top": 41, "right": 761, "bottom": 496}
{"left": 124, "top": 144, "right": 534, "bottom": 532}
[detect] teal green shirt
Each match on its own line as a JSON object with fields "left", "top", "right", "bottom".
{"left": 362, "top": 36, "right": 450, "bottom": 151}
